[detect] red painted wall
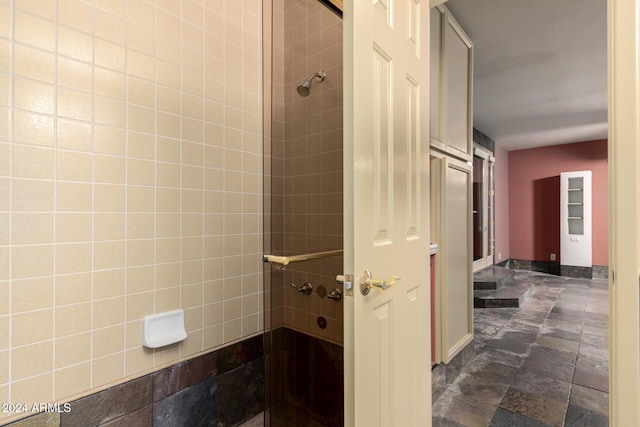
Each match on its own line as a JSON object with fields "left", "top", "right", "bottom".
{"left": 494, "top": 144, "right": 510, "bottom": 262}
{"left": 508, "top": 140, "right": 608, "bottom": 266}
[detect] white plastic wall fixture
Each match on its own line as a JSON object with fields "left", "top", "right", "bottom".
{"left": 560, "top": 171, "right": 592, "bottom": 267}
{"left": 142, "top": 309, "right": 187, "bottom": 349}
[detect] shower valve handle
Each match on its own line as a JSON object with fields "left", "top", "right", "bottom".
{"left": 290, "top": 282, "right": 313, "bottom": 295}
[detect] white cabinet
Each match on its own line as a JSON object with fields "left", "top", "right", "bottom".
{"left": 430, "top": 5, "right": 473, "bottom": 161}
{"left": 561, "top": 171, "right": 592, "bottom": 267}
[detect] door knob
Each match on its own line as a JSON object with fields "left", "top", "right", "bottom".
{"left": 360, "top": 270, "right": 401, "bottom": 295}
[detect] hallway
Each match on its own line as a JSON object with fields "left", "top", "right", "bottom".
{"left": 432, "top": 270, "right": 609, "bottom": 426}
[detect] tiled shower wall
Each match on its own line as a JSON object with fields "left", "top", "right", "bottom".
{"left": 269, "top": 0, "right": 343, "bottom": 345}
{"left": 0, "top": 0, "right": 263, "bottom": 422}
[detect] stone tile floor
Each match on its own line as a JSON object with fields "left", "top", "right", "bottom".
{"left": 433, "top": 270, "right": 609, "bottom": 427}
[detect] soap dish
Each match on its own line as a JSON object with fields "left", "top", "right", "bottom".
{"left": 142, "top": 309, "right": 187, "bottom": 349}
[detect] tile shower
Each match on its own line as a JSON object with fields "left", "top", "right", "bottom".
{"left": 264, "top": 0, "right": 344, "bottom": 425}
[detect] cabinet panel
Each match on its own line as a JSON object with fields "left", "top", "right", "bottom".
{"left": 430, "top": 5, "right": 473, "bottom": 161}
{"left": 444, "top": 18, "right": 472, "bottom": 157}
{"left": 430, "top": 7, "right": 443, "bottom": 142}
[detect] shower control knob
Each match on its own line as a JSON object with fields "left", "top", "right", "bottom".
{"left": 290, "top": 282, "right": 313, "bottom": 295}
{"left": 327, "top": 288, "right": 342, "bottom": 301}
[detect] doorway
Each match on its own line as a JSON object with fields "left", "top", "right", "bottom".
{"left": 472, "top": 145, "right": 494, "bottom": 272}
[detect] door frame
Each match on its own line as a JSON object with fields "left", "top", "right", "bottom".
{"left": 338, "top": 0, "right": 640, "bottom": 424}
{"left": 472, "top": 145, "right": 495, "bottom": 272}
{"left": 608, "top": 0, "right": 640, "bottom": 424}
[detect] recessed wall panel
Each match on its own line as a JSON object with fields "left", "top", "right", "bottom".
{"left": 373, "top": 45, "right": 393, "bottom": 244}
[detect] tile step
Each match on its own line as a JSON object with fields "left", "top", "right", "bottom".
{"left": 473, "top": 266, "right": 516, "bottom": 290}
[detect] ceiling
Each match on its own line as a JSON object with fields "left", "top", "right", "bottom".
{"left": 444, "top": 0, "right": 608, "bottom": 151}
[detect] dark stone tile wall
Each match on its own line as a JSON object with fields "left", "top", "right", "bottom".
{"left": 5, "top": 336, "right": 265, "bottom": 427}
{"left": 592, "top": 265, "right": 609, "bottom": 279}
{"left": 502, "top": 259, "right": 607, "bottom": 281}
{"left": 561, "top": 265, "right": 593, "bottom": 279}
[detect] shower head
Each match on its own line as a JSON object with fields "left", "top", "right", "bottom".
{"left": 296, "top": 71, "right": 326, "bottom": 97}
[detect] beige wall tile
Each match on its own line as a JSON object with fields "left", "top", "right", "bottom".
{"left": 125, "top": 319, "right": 142, "bottom": 349}
{"left": 94, "top": 155, "right": 126, "bottom": 184}
{"left": 14, "top": 11, "right": 56, "bottom": 52}
{"left": 11, "top": 212, "right": 54, "bottom": 244}
{"left": 12, "top": 309, "right": 53, "bottom": 347}
{"left": 155, "top": 287, "right": 180, "bottom": 313}
{"left": 156, "top": 238, "right": 180, "bottom": 264}
{"left": 125, "top": 291, "right": 153, "bottom": 322}
{"left": 57, "top": 118, "right": 92, "bottom": 152}
{"left": 93, "top": 268, "right": 125, "bottom": 299}
{"left": 55, "top": 273, "right": 91, "bottom": 306}
{"left": 0, "top": 282, "right": 8, "bottom": 313}
{"left": 11, "top": 372, "right": 53, "bottom": 405}
{"left": 0, "top": 349, "right": 7, "bottom": 384}
{"left": 14, "top": 77, "right": 54, "bottom": 115}
{"left": 13, "top": 111, "right": 55, "bottom": 147}
{"left": 127, "top": 131, "right": 155, "bottom": 160}
{"left": 54, "top": 362, "right": 91, "bottom": 401}
{"left": 127, "top": 186, "right": 154, "bottom": 213}
{"left": 56, "top": 242, "right": 92, "bottom": 274}
{"left": 92, "top": 353, "right": 124, "bottom": 388}
{"left": 127, "top": 159, "right": 155, "bottom": 186}
{"left": 127, "top": 213, "right": 155, "bottom": 240}
{"left": 55, "top": 332, "right": 91, "bottom": 369}
{"left": 0, "top": 143, "right": 8, "bottom": 176}
{"left": 125, "top": 347, "right": 154, "bottom": 377}
{"left": 179, "top": 328, "right": 203, "bottom": 358}
{"left": 95, "top": 125, "right": 126, "bottom": 156}
{"left": 12, "top": 244, "right": 54, "bottom": 279}
{"left": 95, "top": 95, "right": 126, "bottom": 127}
{"left": 93, "top": 324, "right": 124, "bottom": 358}
{"left": 181, "top": 282, "right": 203, "bottom": 309}
{"left": 58, "top": 26, "right": 93, "bottom": 63}
{"left": 56, "top": 302, "right": 91, "bottom": 337}
{"left": 0, "top": 5, "right": 8, "bottom": 39}
{"left": 126, "top": 239, "right": 154, "bottom": 267}
{"left": 93, "top": 296, "right": 125, "bottom": 329}
{"left": 0, "top": 317, "right": 7, "bottom": 351}
{"left": 95, "top": 67, "right": 126, "bottom": 100}
{"left": 14, "top": 44, "right": 55, "bottom": 83}
{"left": 56, "top": 182, "right": 92, "bottom": 212}
{"left": 203, "top": 324, "right": 224, "bottom": 351}
{"left": 126, "top": 265, "right": 154, "bottom": 294}
{"left": 57, "top": 57, "right": 93, "bottom": 93}
{"left": 12, "top": 341, "right": 53, "bottom": 380}
{"left": 0, "top": 41, "right": 8, "bottom": 75}
{"left": 94, "top": 184, "right": 125, "bottom": 212}
{"left": 95, "top": 0, "right": 125, "bottom": 18}
{"left": 56, "top": 213, "right": 92, "bottom": 243}
{"left": 95, "top": 9, "right": 125, "bottom": 46}
{"left": 56, "top": 150, "right": 93, "bottom": 182}
{"left": 57, "top": 87, "right": 93, "bottom": 121}
{"left": 58, "top": 0, "right": 93, "bottom": 34}
{"left": 223, "top": 318, "right": 242, "bottom": 342}
{"left": 153, "top": 342, "right": 180, "bottom": 366}
{"left": 12, "top": 277, "right": 54, "bottom": 313}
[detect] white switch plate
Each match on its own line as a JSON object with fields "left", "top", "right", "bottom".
{"left": 550, "top": 253, "right": 556, "bottom": 261}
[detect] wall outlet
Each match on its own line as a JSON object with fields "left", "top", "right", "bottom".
{"left": 550, "top": 253, "right": 556, "bottom": 261}
{"left": 498, "top": 252, "right": 502, "bottom": 260}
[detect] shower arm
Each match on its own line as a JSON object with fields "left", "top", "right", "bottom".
{"left": 262, "top": 249, "right": 343, "bottom": 266}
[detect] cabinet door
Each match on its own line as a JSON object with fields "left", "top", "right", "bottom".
{"left": 430, "top": 7, "right": 443, "bottom": 143}
{"left": 444, "top": 15, "right": 473, "bottom": 158}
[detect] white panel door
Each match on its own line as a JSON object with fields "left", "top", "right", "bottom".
{"left": 344, "top": 1, "right": 431, "bottom": 426}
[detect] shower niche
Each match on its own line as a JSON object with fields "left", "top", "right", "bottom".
{"left": 264, "top": 0, "right": 344, "bottom": 425}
